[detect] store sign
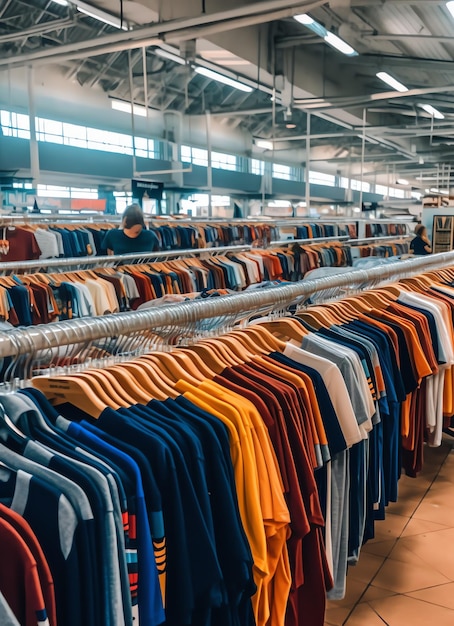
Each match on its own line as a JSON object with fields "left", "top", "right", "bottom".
{"left": 131, "top": 179, "right": 164, "bottom": 205}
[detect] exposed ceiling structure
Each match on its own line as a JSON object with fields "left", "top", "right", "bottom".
{"left": 1, "top": 0, "right": 454, "bottom": 191}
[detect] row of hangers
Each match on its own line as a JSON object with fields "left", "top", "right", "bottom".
{"left": 32, "top": 266, "right": 454, "bottom": 418}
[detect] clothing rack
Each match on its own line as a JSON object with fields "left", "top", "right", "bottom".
{"left": 0, "top": 236, "right": 349, "bottom": 274}
{"left": 1, "top": 250, "right": 454, "bottom": 364}
{"left": 349, "top": 235, "right": 412, "bottom": 245}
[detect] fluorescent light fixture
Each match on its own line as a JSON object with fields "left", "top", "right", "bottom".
{"left": 111, "top": 99, "right": 147, "bottom": 117}
{"left": 154, "top": 48, "right": 186, "bottom": 65}
{"left": 430, "top": 187, "right": 449, "bottom": 194}
{"left": 256, "top": 139, "right": 274, "bottom": 150}
{"left": 51, "top": 0, "right": 69, "bottom": 5}
{"left": 294, "top": 13, "right": 315, "bottom": 25}
{"left": 194, "top": 66, "right": 252, "bottom": 92}
{"left": 376, "top": 71, "right": 408, "bottom": 92}
{"left": 294, "top": 14, "right": 358, "bottom": 56}
{"left": 396, "top": 178, "right": 409, "bottom": 185}
{"left": 419, "top": 103, "right": 445, "bottom": 119}
{"left": 76, "top": 1, "right": 128, "bottom": 30}
{"left": 447, "top": 1, "right": 454, "bottom": 18}
{"left": 324, "top": 32, "right": 357, "bottom": 56}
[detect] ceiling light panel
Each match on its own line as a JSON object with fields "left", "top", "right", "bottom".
{"left": 194, "top": 66, "right": 252, "bottom": 92}
{"left": 376, "top": 72, "right": 408, "bottom": 92}
{"left": 294, "top": 14, "right": 358, "bottom": 56}
{"left": 419, "top": 104, "right": 445, "bottom": 119}
{"left": 75, "top": 1, "right": 129, "bottom": 30}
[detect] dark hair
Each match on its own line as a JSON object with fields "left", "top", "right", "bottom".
{"left": 122, "top": 203, "right": 145, "bottom": 229}
{"left": 414, "top": 224, "right": 426, "bottom": 237}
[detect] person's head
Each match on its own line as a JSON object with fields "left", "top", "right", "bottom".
{"left": 415, "top": 224, "right": 427, "bottom": 238}
{"left": 122, "top": 203, "right": 146, "bottom": 235}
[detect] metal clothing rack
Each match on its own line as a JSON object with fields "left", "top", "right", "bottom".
{"left": 0, "top": 236, "right": 349, "bottom": 274}
{"left": 349, "top": 235, "right": 412, "bottom": 246}
{"left": 0, "top": 250, "right": 453, "bottom": 364}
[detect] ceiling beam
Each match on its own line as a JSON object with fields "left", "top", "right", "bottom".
{"left": 0, "top": 0, "right": 325, "bottom": 69}
{"left": 0, "top": 16, "right": 75, "bottom": 43}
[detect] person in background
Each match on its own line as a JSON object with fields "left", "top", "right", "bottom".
{"left": 103, "top": 204, "right": 160, "bottom": 255}
{"left": 410, "top": 224, "right": 432, "bottom": 255}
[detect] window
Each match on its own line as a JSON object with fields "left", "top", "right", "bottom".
{"left": 375, "top": 184, "right": 388, "bottom": 196}
{"left": 251, "top": 159, "right": 264, "bottom": 176}
{"left": 211, "top": 151, "right": 237, "bottom": 171}
{"left": 351, "top": 179, "right": 370, "bottom": 192}
{"left": 389, "top": 187, "right": 405, "bottom": 198}
{"left": 0, "top": 110, "right": 30, "bottom": 139}
{"left": 180, "top": 145, "right": 208, "bottom": 166}
{"left": 37, "top": 184, "right": 98, "bottom": 199}
{"left": 339, "top": 177, "right": 350, "bottom": 189}
{"left": 309, "top": 170, "right": 336, "bottom": 187}
{"left": 114, "top": 191, "right": 133, "bottom": 214}
{"left": 36, "top": 118, "right": 63, "bottom": 144}
{"left": 272, "top": 163, "right": 292, "bottom": 180}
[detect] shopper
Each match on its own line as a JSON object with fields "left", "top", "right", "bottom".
{"left": 103, "top": 204, "right": 160, "bottom": 255}
{"left": 410, "top": 224, "right": 432, "bottom": 255}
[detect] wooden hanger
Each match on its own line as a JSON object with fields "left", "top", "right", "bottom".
{"left": 255, "top": 318, "right": 307, "bottom": 344}
{"left": 197, "top": 338, "right": 242, "bottom": 366}
{"left": 146, "top": 351, "right": 205, "bottom": 384}
{"left": 167, "top": 349, "right": 214, "bottom": 380}
{"left": 32, "top": 375, "right": 107, "bottom": 418}
{"left": 179, "top": 344, "right": 226, "bottom": 374}
{"left": 242, "top": 324, "right": 287, "bottom": 352}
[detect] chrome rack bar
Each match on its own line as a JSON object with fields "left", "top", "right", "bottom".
{"left": 270, "top": 236, "right": 349, "bottom": 246}
{"left": 349, "top": 235, "right": 412, "bottom": 245}
{"left": 1, "top": 250, "right": 453, "bottom": 359}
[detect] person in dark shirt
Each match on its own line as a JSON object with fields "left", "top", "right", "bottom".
{"left": 410, "top": 224, "right": 432, "bottom": 255}
{"left": 102, "top": 204, "right": 160, "bottom": 255}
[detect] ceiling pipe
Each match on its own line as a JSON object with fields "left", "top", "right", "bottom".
{"left": 0, "top": 0, "right": 324, "bottom": 69}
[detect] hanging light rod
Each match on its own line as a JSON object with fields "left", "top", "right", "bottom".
{"left": 294, "top": 14, "right": 358, "bottom": 56}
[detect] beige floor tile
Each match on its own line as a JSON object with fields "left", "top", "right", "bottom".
{"left": 393, "top": 528, "right": 454, "bottom": 581}
{"left": 373, "top": 512, "right": 410, "bottom": 541}
{"left": 362, "top": 539, "right": 397, "bottom": 558}
{"left": 412, "top": 498, "right": 454, "bottom": 527}
{"left": 369, "top": 594, "right": 454, "bottom": 626}
{"left": 344, "top": 602, "right": 387, "bottom": 625}
{"left": 324, "top": 605, "right": 350, "bottom": 625}
{"left": 372, "top": 557, "right": 450, "bottom": 593}
{"left": 387, "top": 496, "right": 422, "bottom": 517}
{"left": 401, "top": 517, "right": 450, "bottom": 537}
{"left": 333, "top": 578, "right": 368, "bottom": 608}
{"left": 346, "top": 553, "right": 385, "bottom": 585}
{"left": 387, "top": 541, "right": 429, "bottom": 567}
{"left": 408, "top": 582, "right": 454, "bottom": 610}
{"left": 360, "top": 584, "right": 398, "bottom": 603}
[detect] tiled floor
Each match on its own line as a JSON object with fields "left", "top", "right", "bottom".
{"left": 325, "top": 438, "right": 454, "bottom": 626}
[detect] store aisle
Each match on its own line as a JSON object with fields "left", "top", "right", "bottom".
{"left": 325, "top": 439, "right": 454, "bottom": 626}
